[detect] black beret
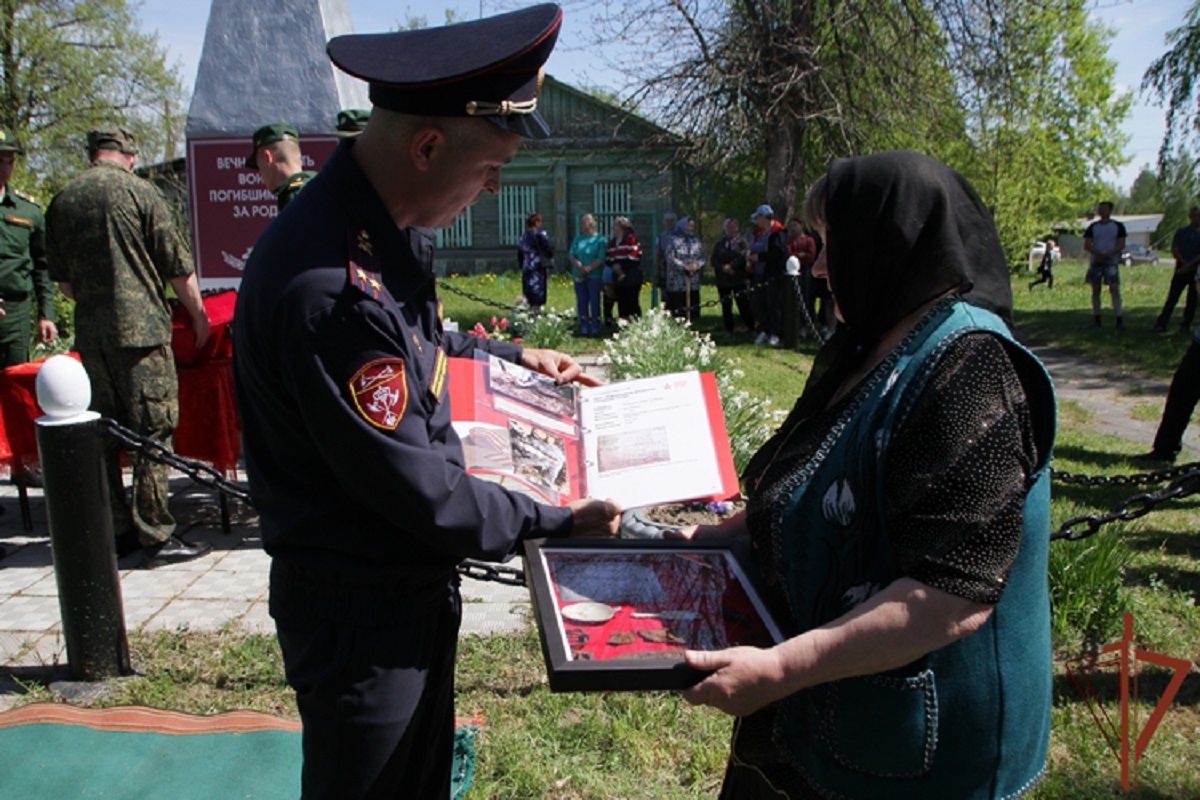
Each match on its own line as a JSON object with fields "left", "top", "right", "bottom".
{"left": 326, "top": 4, "right": 560, "bottom": 139}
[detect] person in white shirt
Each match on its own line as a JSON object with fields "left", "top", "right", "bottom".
{"left": 1083, "top": 201, "right": 1127, "bottom": 330}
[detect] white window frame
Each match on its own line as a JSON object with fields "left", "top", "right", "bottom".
{"left": 499, "top": 184, "right": 537, "bottom": 246}
{"left": 436, "top": 207, "right": 473, "bottom": 248}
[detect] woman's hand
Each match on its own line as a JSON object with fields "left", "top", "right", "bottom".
{"left": 683, "top": 647, "right": 790, "bottom": 717}
{"left": 666, "top": 510, "right": 748, "bottom": 542}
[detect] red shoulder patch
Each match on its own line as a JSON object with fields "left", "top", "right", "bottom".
{"left": 349, "top": 358, "right": 408, "bottom": 430}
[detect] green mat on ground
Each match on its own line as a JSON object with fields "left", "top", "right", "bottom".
{"left": 0, "top": 704, "right": 478, "bottom": 799}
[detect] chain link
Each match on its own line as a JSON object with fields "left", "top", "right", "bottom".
{"left": 97, "top": 418, "right": 527, "bottom": 586}
{"left": 95, "top": 377, "right": 1200, "bottom": 556}
{"left": 99, "top": 417, "right": 253, "bottom": 504}
{"left": 1046, "top": 462, "right": 1200, "bottom": 544}
{"left": 457, "top": 559, "right": 527, "bottom": 586}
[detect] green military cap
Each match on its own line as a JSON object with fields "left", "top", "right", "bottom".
{"left": 246, "top": 123, "right": 300, "bottom": 168}
{"left": 336, "top": 109, "right": 370, "bottom": 136}
{"left": 0, "top": 127, "right": 25, "bottom": 155}
{"left": 87, "top": 125, "right": 138, "bottom": 155}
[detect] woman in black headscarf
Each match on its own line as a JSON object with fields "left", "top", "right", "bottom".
{"left": 677, "top": 152, "right": 1057, "bottom": 800}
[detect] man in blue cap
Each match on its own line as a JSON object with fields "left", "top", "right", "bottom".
{"left": 233, "top": 6, "right": 621, "bottom": 798}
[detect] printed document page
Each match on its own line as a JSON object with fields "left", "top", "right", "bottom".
{"left": 578, "top": 371, "right": 724, "bottom": 508}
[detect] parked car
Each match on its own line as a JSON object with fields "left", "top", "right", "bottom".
{"left": 1120, "top": 243, "right": 1160, "bottom": 266}
{"left": 1028, "top": 240, "right": 1061, "bottom": 271}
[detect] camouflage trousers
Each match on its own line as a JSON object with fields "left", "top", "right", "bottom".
{"left": 79, "top": 343, "right": 178, "bottom": 546}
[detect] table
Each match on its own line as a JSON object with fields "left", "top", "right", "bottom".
{"left": 0, "top": 353, "right": 242, "bottom": 530}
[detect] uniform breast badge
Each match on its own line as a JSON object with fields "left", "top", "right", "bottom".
{"left": 349, "top": 358, "right": 409, "bottom": 430}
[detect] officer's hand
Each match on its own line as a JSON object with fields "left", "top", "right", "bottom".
{"left": 521, "top": 348, "right": 603, "bottom": 387}
{"left": 192, "top": 314, "right": 211, "bottom": 349}
{"left": 567, "top": 497, "right": 622, "bottom": 537}
{"left": 38, "top": 319, "right": 57, "bottom": 344}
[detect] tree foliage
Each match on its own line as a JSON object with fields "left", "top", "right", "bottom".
{"left": 1154, "top": 148, "right": 1200, "bottom": 247}
{"left": 578, "top": 0, "right": 1128, "bottom": 265}
{"left": 1126, "top": 167, "right": 1161, "bottom": 214}
{"left": 1142, "top": 0, "right": 1200, "bottom": 171}
{"left": 938, "top": 0, "right": 1129, "bottom": 260}
{"left": 0, "top": 0, "right": 186, "bottom": 197}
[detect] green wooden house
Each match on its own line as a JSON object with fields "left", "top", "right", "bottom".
{"left": 433, "top": 74, "right": 685, "bottom": 277}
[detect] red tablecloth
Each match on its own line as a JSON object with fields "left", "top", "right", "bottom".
{"left": 0, "top": 353, "right": 241, "bottom": 476}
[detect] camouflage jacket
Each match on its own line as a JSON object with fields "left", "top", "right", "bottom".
{"left": 0, "top": 187, "right": 55, "bottom": 320}
{"left": 45, "top": 161, "right": 193, "bottom": 350}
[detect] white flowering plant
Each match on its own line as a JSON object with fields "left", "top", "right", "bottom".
{"left": 602, "top": 306, "right": 778, "bottom": 473}
{"left": 510, "top": 306, "right": 573, "bottom": 350}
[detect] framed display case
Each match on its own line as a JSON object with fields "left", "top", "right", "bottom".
{"left": 523, "top": 538, "right": 785, "bottom": 692}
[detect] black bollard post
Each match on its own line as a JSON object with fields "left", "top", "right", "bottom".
{"left": 35, "top": 358, "right": 130, "bottom": 681}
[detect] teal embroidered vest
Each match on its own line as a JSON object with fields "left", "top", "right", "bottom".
{"left": 736, "top": 301, "right": 1057, "bottom": 799}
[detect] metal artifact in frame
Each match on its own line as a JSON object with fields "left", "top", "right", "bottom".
{"left": 523, "top": 538, "right": 785, "bottom": 692}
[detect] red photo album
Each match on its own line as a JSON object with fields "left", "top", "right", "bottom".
{"left": 447, "top": 355, "right": 739, "bottom": 509}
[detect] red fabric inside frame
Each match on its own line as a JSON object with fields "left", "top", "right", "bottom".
{"left": 549, "top": 551, "right": 776, "bottom": 663}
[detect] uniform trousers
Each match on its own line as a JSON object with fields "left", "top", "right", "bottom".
{"left": 79, "top": 342, "right": 178, "bottom": 545}
{"left": 0, "top": 297, "right": 31, "bottom": 367}
{"left": 1153, "top": 339, "right": 1200, "bottom": 456}
{"left": 1155, "top": 271, "right": 1198, "bottom": 330}
{"left": 274, "top": 564, "right": 462, "bottom": 800}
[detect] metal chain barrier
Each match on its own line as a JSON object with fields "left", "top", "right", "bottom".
{"left": 99, "top": 417, "right": 253, "bottom": 504}
{"left": 1050, "top": 465, "right": 1200, "bottom": 541}
{"left": 97, "top": 417, "right": 525, "bottom": 585}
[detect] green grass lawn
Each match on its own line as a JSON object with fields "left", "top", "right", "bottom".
{"left": 6, "top": 263, "right": 1199, "bottom": 799}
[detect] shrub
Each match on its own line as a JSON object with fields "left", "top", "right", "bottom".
{"left": 511, "top": 306, "right": 573, "bottom": 350}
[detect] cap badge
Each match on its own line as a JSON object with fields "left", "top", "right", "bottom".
{"left": 465, "top": 69, "right": 544, "bottom": 117}
{"left": 349, "top": 358, "right": 408, "bottom": 430}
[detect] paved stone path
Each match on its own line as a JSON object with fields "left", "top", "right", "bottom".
{"left": 0, "top": 346, "right": 1195, "bottom": 707}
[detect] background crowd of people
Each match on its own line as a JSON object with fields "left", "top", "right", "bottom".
{"left": 519, "top": 204, "right": 837, "bottom": 344}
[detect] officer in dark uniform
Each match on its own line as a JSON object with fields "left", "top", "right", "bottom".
{"left": 232, "top": 6, "right": 621, "bottom": 798}
{"left": 0, "top": 127, "right": 56, "bottom": 366}
{"left": 245, "top": 122, "right": 316, "bottom": 211}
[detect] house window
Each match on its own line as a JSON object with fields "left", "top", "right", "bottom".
{"left": 499, "top": 184, "right": 537, "bottom": 246}
{"left": 436, "top": 207, "right": 473, "bottom": 248}
{"left": 593, "top": 182, "right": 631, "bottom": 232}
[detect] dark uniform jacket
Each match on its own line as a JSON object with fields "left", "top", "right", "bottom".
{"left": 0, "top": 187, "right": 55, "bottom": 321}
{"left": 45, "top": 161, "right": 193, "bottom": 351}
{"left": 234, "top": 141, "right": 574, "bottom": 604}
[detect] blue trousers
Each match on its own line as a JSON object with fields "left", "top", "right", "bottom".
{"left": 574, "top": 278, "right": 602, "bottom": 335}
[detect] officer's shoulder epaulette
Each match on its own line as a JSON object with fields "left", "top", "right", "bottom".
{"left": 10, "top": 187, "right": 40, "bottom": 207}
{"left": 347, "top": 226, "right": 383, "bottom": 301}
{"left": 286, "top": 175, "right": 306, "bottom": 190}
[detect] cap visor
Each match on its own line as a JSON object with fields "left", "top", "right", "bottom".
{"left": 485, "top": 110, "right": 551, "bottom": 140}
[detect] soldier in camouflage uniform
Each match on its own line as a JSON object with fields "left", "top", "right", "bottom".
{"left": 0, "top": 127, "right": 57, "bottom": 366}
{"left": 45, "top": 125, "right": 213, "bottom": 567}
{"left": 246, "top": 123, "right": 316, "bottom": 212}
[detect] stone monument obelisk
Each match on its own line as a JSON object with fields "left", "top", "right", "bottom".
{"left": 185, "top": 0, "right": 369, "bottom": 286}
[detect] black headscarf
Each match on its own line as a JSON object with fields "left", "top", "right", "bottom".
{"left": 791, "top": 151, "right": 1012, "bottom": 426}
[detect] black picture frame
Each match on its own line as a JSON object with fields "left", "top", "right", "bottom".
{"left": 522, "top": 538, "right": 785, "bottom": 692}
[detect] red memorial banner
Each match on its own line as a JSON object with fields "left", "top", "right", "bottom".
{"left": 186, "top": 136, "right": 339, "bottom": 286}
